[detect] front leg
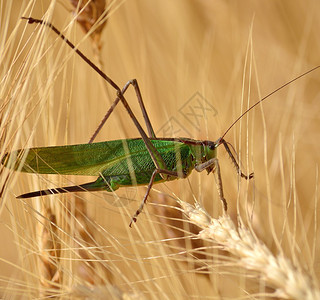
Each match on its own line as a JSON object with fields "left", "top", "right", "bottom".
{"left": 195, "top": 158, "right": 228, "bottom": 213}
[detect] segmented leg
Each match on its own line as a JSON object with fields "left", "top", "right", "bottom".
{"left": 129, "top": 168, "right": 189, "bottom": 227}
{"left": 220, "top": 138, "right": 254, "bottom": 180}
{"left": 195, "top": 158, "right": 227, "bottom": 212}
{"left": 212, "top": 158, "right": 228, "bottom": 212}
{"left": 89, "top": 79, "right": 156, "bottom": 143}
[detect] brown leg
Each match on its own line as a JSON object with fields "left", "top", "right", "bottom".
{"left": 212, "top": 158, "right": 228, "bottom": 212}
{"left": 89, "top": 79, "right": 156, "bottom": 143}
{"left": 195, "top": 158, "right": 228, "bottom": 212}
{"left": 129, "top": 168, "right": 188, "bottom": 227}
{"left": 220, "top": 139, "right": 253, "bottom": 180}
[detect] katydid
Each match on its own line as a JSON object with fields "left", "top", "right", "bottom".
{"left": 2, "top": 18, "right": 319, "bottom": 226}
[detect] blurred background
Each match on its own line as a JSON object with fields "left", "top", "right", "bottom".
{"left": 1, "top": 0, "right": 319, "bottom": 298}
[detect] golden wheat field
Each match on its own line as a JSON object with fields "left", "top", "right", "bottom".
{"left": 1, "top": 0, "right": 320, "bottom": 299}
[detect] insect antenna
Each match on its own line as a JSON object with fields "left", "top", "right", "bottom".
{"left": 216, "top": 65, "right": 320, "bottom": 144}
{"left": 214, "top": 65, "right": 320, "bottom": 180}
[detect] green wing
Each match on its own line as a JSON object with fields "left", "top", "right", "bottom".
{"left": 2, "top": 139, "right": 192, "bottom": 177}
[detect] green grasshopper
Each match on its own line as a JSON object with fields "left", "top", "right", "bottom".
{"left": 2, "top": 18, "right": 319, "bottom": 226}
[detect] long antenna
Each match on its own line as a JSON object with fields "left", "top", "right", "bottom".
{"left": 218, "top": 65, "right": 320, "bottom": 143}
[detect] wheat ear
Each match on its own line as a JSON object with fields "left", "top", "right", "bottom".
{"left": 178, "top": 200, "right": 320, "bottom": 300}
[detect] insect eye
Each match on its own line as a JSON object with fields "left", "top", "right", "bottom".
{"left": 209, "top": 143, "right": 215, "bottom": 150}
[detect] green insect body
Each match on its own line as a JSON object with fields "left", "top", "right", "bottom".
{"left": 2, "top": 17, "right": 232, "bottom": 226}
{"left": 5, "top": 17, "right": 314, "bottom": 225}
{"left": 2, "top": 138, "right": 217, "bottom": 199}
